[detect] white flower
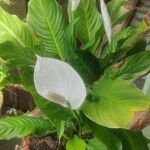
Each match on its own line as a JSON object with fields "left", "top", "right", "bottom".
{"left": 71, "top": 0, "right": 80, "bottom": 11}
{"left": 34, "top": 56, "right": 86, "bottom": 109}
{"left": 100, "top": 0, "right": 112, "bottom": 42}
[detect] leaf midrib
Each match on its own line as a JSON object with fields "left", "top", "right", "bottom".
{"left": 80, "top": 0, "right": 91, "bottom": 41}
{"left": 0, "top": 22, "right": 25, "bottom": 47}
{"left": 39, "top": 0, "right": 64, "bottom": 60}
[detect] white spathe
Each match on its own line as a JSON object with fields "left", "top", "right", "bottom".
{"left": 100, "top": 0, "right": 112, "bottom": 42}
{"left": 71, "top": 0, "right": 80, "bottom": 11}
{"left": 34, "top": 56, "right": 86, "bottom": 109}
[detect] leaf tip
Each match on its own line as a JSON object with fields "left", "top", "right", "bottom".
{"left": 128, "top": 109, "right": 150, "bottom": 131}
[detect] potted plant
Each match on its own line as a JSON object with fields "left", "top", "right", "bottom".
{"left": 0, "top": 0, "right": 150, "bottom": 149}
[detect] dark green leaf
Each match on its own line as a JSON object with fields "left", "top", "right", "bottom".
{"left": 85, "top": 118, "right": 122, "bottom": 150}
{"left": 0, "top": 42, "right": 36, "bottom": 67}
{"left": 64, "top": 22, "right": 100, "bottom": 84}
{"left": 114, "top": 129, "right": 149, "bottom": 150}
{"left": 104, "top": 51, "right": 150, "bottom": 81}
{"left": 0, "top": 115, "right": 54, "bottom": 140}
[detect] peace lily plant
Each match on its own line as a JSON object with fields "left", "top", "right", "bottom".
{"left": 0, "top": 0, "right": 150, "bottom": 149}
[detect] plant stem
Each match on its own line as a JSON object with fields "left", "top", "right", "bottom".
{"left": 67, "top": 103, "right": 82, "bottom": 137}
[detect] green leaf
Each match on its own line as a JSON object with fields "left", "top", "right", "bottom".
{"left": 107, "top": 0, "right": 130, "bottom": 26}
{"left": 104, "top": 51, "right": 150, "bottom": 81}
{"left": 33, "top": 94, "right": 73, "bottom": 121}
{"left": 101, "top": 27, "right": 136, "bottom": 58}
{"left": 82, "top": 79, "right": 150, "bottom": 129}
{"left": 54, "top": 120, "right": 65, "bottom": 141}
{"left": 66, "top": 135, "right": 86, "bottom": 150}
{"left": 64, "top": 22, "right": 100, "bottom": 84}
{"left": 68, "top": 0, "right": 102, "bottom": 53}
{"left": 120, "top": 21, "right": 150, "bottom": 51}
{"left": 85, "top": 118, "right": 122, "bottom": 150}
{"left": 27, "top": 0, "right": 65, "bottom": 60}
{"left": 102, "top": 19, "right": 149, "bottom": 60}
{"left": 0, "top": 115, "right": 54, "bottom": 140}
{"left": 114, "top": 129, "right": 149, "bottom": 150}
{"left": 87, "top": 138, "right": 107, "bottom": 150}
{"left": 0, "top": 42, "right": 36, "bottom": 67}
{"left": 0, "top": 7, "right": 39, "bottom": 47}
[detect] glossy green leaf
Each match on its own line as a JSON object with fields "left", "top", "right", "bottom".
{"left": 68, "top": 0, "right": 102, "bottom": 53}
{"left": 114, "top": 129, "right": 149, "bottom": 150}
{"left": 64, "top": 22, "right": 100, "bottom": 84}
{"left": 87, "top": 138, "right": 107, "bottom": 150}
{"left": 120, "top": 21, "right": 150, "bottom": 51}
{"left": 66, "top": 135, "right": 86, "bottom": 150}
{"left": 107, "top": 0, "right": 130, "bottom": 26}
{"left": 55, "top": 120, "right": 65, "bottom": 141}
{"left": 101, "top": 27, "right": 136, "bottom": 58}
{"left": 104, "top": 51, "right": 150, "bottom": 81}
{"left": 85, "top": 119, "right": 122, "bottom": 150}
{"left": 102, "top": 18, "right": 149, "bottom": 60}
{"left": 0, "top": 7, "right": 39, "bottom": 47}
{"left": 27, "top": 0, "right": 65, "bottom": 59}
{"left": 0, "top": 115, "right": 54, "bottom": 140}
{"left": 0, "top": 42, "right": 36, "bottom": 66}
{"left": 82, "top": 79, "right": 150, "bottom": 129}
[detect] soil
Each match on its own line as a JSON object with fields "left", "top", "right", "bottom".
{"left": 0, "top": 85, "right": 65, "bottom": 150}
{"left": 27, "top": 135, "right": 65, "bottom": 150}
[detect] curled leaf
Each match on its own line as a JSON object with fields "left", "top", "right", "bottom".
{"left": 100, "top": 0, "right": 112, "bottom": 42}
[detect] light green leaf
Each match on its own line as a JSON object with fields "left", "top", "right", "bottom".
{"left": 68, "top": 0, "right": 102, "bottom": 53}
{"left": 0, "top": 7, "right": 39, "bottom": 47}
{"left": 114, "top": 129, "right": 149, "bottom": 150}
{"left": 82, "top": 79, "right": 150, "bottom": 129}
{"left": 55, "top": 120, "right": 65, "bottom": 141}
{"left": 0, "top": 115, "right": 54, "bottom": 140}
{"left": 87, "top": 138, "right": 107, "bottom": 150}
{"left": 104, "top": 51, "right": 150, "bottom": 81}
{"left": 27, "top": 0, "right": 65, "bottom": 60}
{"left": 0, "top": 42, "right": 36, "bottom": 67}
{"left": 66, "top": 135, "right": 86, "bottom": 150}
{"left": 107, "top": 0, "right": 130, "bottom": 26}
